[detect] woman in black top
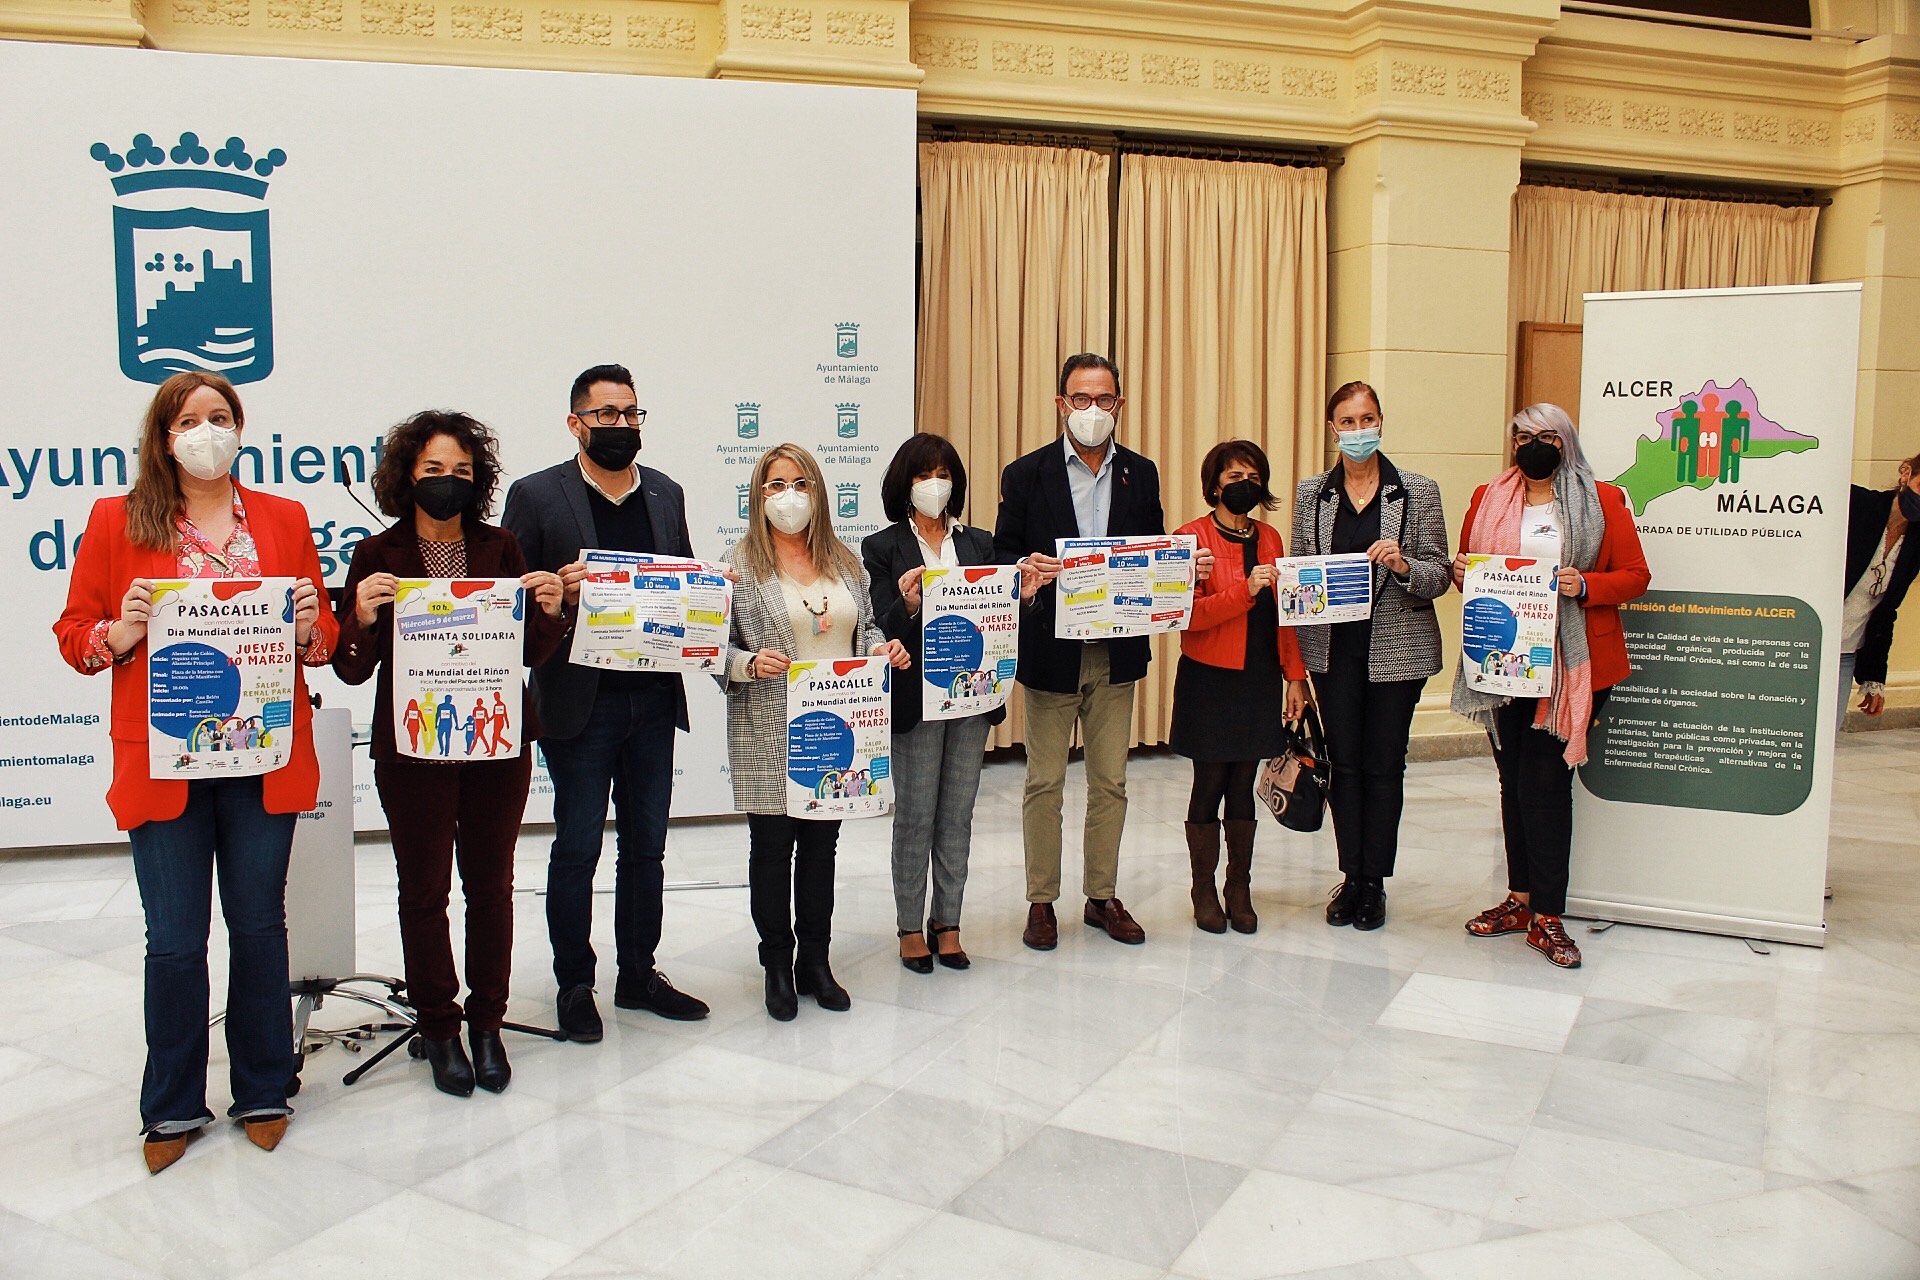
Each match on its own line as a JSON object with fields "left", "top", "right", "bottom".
{"left": 1838, "top": 450, "right": 1920, "bottom": 729}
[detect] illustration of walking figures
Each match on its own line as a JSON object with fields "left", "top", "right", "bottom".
{"left": 490, "top": 690, "right": 513, "bottom": 754}
{"left": 1672, "top": 399, "right": 1701, "bottom": 483}
{"left": 403, "top": 698, "right": 423, "bottom": 753}
{"left": 435, "top": 694, "right": 457, "bottom": 757}
{"left": 1721, "top": 399, "right": 1751, "bottom": 483}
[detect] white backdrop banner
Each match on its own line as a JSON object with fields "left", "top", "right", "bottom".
{"left": 0, "top": 42, "right": 914, "bottom": 846}
{"left": 1570, "top": 284, "right": 1861, "bottom": 946}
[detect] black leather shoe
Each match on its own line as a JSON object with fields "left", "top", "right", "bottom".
{"left": 1325, "top": 879, "right": 1362, "bottom": 927}
{"left": 555, "top": 984, "right": 603, "bottom": 1042}
{"left": 1353, "top": 881, "right": 1387, "bottom": 932}
{"left": 794, "top": 961, "right": 851, "bottom": 1012}
{"left": 765, "top": 966, "right": 798, "bottom": 1022}
{"left": 468, "top": 1028, "right": 510, "bottom": 1094}
{"left": 614, "top": 970, "right": 711, "bottom": 1021}
{"left": 899, "top": 930, "right": 933, "bottom": 975}
{"left": 421, "top": 1035, "right": 475, "bottom": 1097}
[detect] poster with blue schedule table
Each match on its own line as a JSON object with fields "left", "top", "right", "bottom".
{"left": 1273, "top": 553, "right": 1373, "bottom": 625}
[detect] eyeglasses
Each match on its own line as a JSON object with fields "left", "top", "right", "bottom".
{"left": 762, "top": 478, "right": 812, "bottom": 495}
{"left": 1062, "top": 393, "right": 1119, "bottom": 412}
{"left": 1513, "top": 430, "right": 1562, "bottom": 448}
{"left": 574, "top": 406, "right": 646, "bottom": 427}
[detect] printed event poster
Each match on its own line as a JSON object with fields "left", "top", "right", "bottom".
{"left": 391, "top": 578, "right": 526, "bottom": 760}
{"left": 921, "top": 565, "right": 1020, "bottom": 722}
{"left": 570, "top": 550, "right": 731, "bottom": 674}
{"left": 147, "top": 577, "right": 297, "bottom": 778}
{"left": 786, "top": 656, "right": 892, "bottom": 819}
{"left": 1461, "top": 556, "right": 1557, "bottom": 698}
{"left": 1274, "top": 553, "right": 1373, "bottom": 626}
{"left": 1054, "top": 535, "right": 1196, "bottom": 639}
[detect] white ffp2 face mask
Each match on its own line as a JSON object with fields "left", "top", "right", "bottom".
{"left": 1065, "top": 406, "right": 1115, "bottom": 450}
{"left": 764, "top": 490, "right": 813, "bottom": 535}
{"left": 910, "top": 478, "right": 952, "bottom": 519}
{"left": 171, "top": 422, "right": 240, "bottom": 481}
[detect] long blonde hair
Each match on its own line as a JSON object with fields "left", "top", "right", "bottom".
{"left": 735, "top": 442, "right": 860, "bottom": 584}
{"left": 127, "top": 372, "right": 245, "bottom": 552}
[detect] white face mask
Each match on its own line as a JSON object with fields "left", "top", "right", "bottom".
{"left": 1065, "top": 406, "right": 1115, "bottom": 450}
{"left": 171, "top": 422, "right": 240, "bottom": 481}
{"left": 764, "top": 489, "right": 813, "bottom": 535}
{"left": 910, "top": 478, "right": 952, "bottom": 519}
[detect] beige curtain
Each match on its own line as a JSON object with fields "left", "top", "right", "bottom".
{"left": 1510, "top": 184, "right": 1818, "bottom": 326}
{"left": 1115, "top": 156, "right": 1328, "bottom": 747}
{"left": 915, "top": 140, "right": 1111, "bottom": 749}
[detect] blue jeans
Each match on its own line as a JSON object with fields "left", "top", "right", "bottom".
{"left": 541, "top": 681, "right": 678, "bottom": 990}
{"left": 126, "top": 776, "right": 296, "bottom": 1135}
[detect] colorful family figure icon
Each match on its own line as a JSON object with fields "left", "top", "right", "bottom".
{"left": 1279, "top": 583, "right": 1327, "bottom": 621}
{"left": 1480, "top": 650, "right": 1534, "bottom": 680}
{"left": 1671, "top": 393, "right": 1752, "bottom": 485}
{"left": 947, "top": 669, "right": 997, "bottom": 699}
{"left": 402, "top": 690, "right": 511, "bottom": 757}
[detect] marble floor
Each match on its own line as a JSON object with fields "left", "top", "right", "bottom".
{"left": 2, "top": 731, "right": 1918, "bottom": 1280}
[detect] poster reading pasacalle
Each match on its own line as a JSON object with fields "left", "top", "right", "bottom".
{"left": 390, "top": 578, "right": 526, "bottom": 761}
{"left": 147, "top": 578, "right": 297, "bottom": 778}
{"left": 785, "top": 656, "right": 892, "bottom": 819}
{"left": 921, "top": 565, "right": 1020, "bottom": 722}
{"left": 1460, "top": 556, "right": 1557, "bottom": 699}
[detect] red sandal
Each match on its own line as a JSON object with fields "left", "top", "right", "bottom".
{"left": 1465, "top": 895, "right": 1533, "bottom": 937}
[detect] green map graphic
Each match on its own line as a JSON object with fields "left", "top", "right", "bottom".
{"left": 1610, "top": 379, "right": 1818, "bottom": 516}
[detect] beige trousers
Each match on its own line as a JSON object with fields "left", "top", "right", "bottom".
{"left": 1020, "top": 643, "right": 1136, "bottom": 903}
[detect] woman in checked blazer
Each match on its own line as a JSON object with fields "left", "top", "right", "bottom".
{"left": 720, "top": 442, "right": 907, "bottom": 1022}
{"left": 1291, "top": 381, "right": 1451, "bottom": 932}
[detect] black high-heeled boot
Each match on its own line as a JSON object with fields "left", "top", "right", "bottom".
{"left": 421, "top": 1034, "right": 475, "bottom": 1097}
{"left": 794, "top": 961, "right": 850, "bottom": 1012}
{"left": 468, "top": 1028, "right": 510, "bottom": 1093}
{"left": 764, "top": 965, "right": 799, "bottom": 1021}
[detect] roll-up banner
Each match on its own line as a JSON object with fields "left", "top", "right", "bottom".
{"left": 0, "top": 41, "right": 914, "bottom": 846}
{"left": 1570, "top": 284, "right": 1861, "bottom": 946}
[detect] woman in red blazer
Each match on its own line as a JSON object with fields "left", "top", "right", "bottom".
{"left": 52, "top": 372, "right": 338, "bottom": 1174}
{"left": 332, "top": 411, "right": 565, "bottom": 1097}
{"left": 1171, "top": 441, "right": 1311, "bottom": 935}
{"left": 1449, "top": 403, "right": 1649, "bottom": 970}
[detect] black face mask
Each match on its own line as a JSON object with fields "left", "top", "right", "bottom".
{"left": 583, "top": 426, "right": 641, "bottom": 472}
{"left": 1515, "top": 439, "right": 1561, "bottom": 481}
{"left": 1218, "top": 479, "right": 1263, "bottom": 516}
{"left": 1899, "top": 486, "right": 1920, "bottom": 523}
{"left": 413, "top": 475, "right": 473, "bottom": 522}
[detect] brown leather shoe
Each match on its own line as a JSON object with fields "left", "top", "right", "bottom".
{"left": 1466, "top": 895, "right": 1534, "bottom": 937}
{"left": 1022, "top": 902, "right": 1058, "bottom": 951}
{"left": 1084, "top": 897, "right": 1146, "bottom": 945}
{"left": 1184, "top": 821, "right": 1227, "bottom": 934}
{"left": 142, "top": 1131, "right": 191, "bottom": 1174}
{"left": 243, "top": 1115, "right": 289, "bottom": 1152}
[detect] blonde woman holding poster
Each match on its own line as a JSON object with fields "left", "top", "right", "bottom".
{"left": 53, "top": 372, "right": 337, "bottom": 1174}
{"left": 723, "top": 444, "right": 908, "bottom": 1020}
{"left": 1450, "top": 404, "right": 1649, "bottom": 970}
{"left": 333, "top": 412, "right": 567, "bottom": 1096}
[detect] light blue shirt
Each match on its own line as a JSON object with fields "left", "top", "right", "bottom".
{"left": 1063, "top": 433, "right": 1115, "bottom": 538}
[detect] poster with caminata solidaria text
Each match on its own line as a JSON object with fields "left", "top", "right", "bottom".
{"left": 390, "top": 578, "right": 525, "bottom": 760}
{"left": 147, "top": 577, "right": 297, "bottom": 778}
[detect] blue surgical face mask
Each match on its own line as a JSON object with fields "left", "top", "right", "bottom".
{"left": 1336, "top": 427, "right": 1381, "bottom": 463}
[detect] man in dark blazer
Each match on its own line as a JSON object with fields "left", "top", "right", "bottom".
{"left": 501, "top": 363, "right": 708, "bottom": 1042}
{"left": 994, "top": 353, "right": 1204, "bottom": 951}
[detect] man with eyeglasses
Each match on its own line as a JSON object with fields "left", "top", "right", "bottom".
{"left": 502, "top": 363, "right": 709, "bottom": 1043}
{"left": 994, "top": 353, "right": 1207, "bottom": 950}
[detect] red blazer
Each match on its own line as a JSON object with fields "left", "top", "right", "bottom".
{"left": 1459, "top": 480, "right": 1649, "bottom": 691}
{"left": 53, "top": 488, "right": 341, "bottom": 830}
{"left": 1175, "top": 516, "right": 1308, "bottom": 681}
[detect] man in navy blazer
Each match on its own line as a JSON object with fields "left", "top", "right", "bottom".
{"left": 994, "top": 354, "right": 1202, "bottom": 951}
{"left": 502, "top": 363, "right": 708, "bottom": 1042}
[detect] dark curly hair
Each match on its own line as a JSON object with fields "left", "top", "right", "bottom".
{"left": 370, "top": 410, "right": 502, "bottom": 520}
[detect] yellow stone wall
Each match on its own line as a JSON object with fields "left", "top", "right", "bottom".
{"left": 7, "top": 0, "right": 1919, "bottom": 723}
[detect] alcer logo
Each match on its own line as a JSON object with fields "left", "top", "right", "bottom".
{"left": 91, "top": 131, "right": 287, "bottom": 386}
{"left": 1612, "top": 378, "right": 1818, "bottom": 516}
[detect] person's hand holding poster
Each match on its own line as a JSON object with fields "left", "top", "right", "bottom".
{"left": 391, "top": 578, "right": 526, "bottom": 760}
{"left": 921, "top": 565, "right": 1019, "bottom": 721}
{"left": 1054, "top": 536, "right": 1195, "bottom": 639}
{"left": 786, "top": 656, "right": 892, "bottom": 819}
{"left": 570, "top": 550, "right": 731, "bottom": 673}
{"left": 1273, "top": 554, "right": 1373, "bottom": 626}
{"left": 1461, "top": 556, "right": 1557, "bottom": 698}
{"left": 147, "top": 577, "right": 297, "bottom": 778}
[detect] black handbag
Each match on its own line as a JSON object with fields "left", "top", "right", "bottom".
{"left": 1256, "top": 697, "right": 1331, "bottom": 832}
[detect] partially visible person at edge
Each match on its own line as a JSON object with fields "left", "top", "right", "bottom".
{"left": 1452, "top": 403, "right": 1649, "bottom": 970}
{"left": 720, "top": 443, "right": 909, "bottom": 1021}
{"left": 1291, "top": 382, "right": 1451, "bottom": 933}
{"left": 501, "top": 363, "right": 711, "bottom": 1046}
{"left": 1838, "top": 451, "right": 1920, "bottom": 733}
{"left": 1172, "top": 439, "right": 1310, "bottom": 935}
{"left": 864, "top": 433, "right": 1038, "bottom": 974}
{"left": 333, "top": 411, "right": 568, "bottom": 1098}
{"left": 991, "top": 353, "right": 1213, "bottom": 953}
{"left": 53, "top": 371, "right": 338, "bottom": 1174}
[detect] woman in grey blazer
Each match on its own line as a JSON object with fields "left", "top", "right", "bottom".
{"left": 722, "top": 443, "right": 908, "bottom": 1021}
{"left": 1291, "top": 382, "right": 1451, "bottom": 932}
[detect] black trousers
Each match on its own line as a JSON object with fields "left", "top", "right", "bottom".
{"left": 746, "top": 814, "right": 840, "bottom": 968}
{"left": 1491, "top": 692, "right": 1607, "bottom": 917}
{"left": 1316, "top": 634, "right": 1423, "bottom": 881}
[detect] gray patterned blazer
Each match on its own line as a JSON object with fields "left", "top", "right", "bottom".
{"left": 717, "top": 540, "right": 884, "bottom": 815}
{"left": 1291, "top": 456, "right": 1451, "bottom": 683}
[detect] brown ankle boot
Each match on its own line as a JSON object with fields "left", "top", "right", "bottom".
{"left": 1222, "top": 819, "right": 1259, "bottom": 934}
{"left": 1185, "top": 821, "right": 1227, "bottom": 934}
